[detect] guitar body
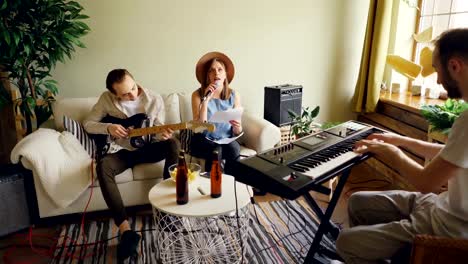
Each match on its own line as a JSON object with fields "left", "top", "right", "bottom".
{"left": 92, "top": 113, "right": 150, "bottom": 157}
{"left": 101, "top": 113, "right": 150, "bottom": 149}
{"left": 101, "top": 113, "right": 148, "bottom": 129}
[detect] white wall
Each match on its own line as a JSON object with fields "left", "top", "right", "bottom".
{"left": 51, "top": 0, "right": 370, "bottom": 123}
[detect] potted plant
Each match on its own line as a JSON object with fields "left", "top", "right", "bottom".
{"left": 421, "top": 99, "right": 468, "bottom": 134}
{"left": 287, "top": 106, "right": 320, "bottom": 139}
{"left": 0, "top": 0, "right": 90, "bottom": 134}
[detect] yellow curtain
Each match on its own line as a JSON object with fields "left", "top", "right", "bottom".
{"left": 352, "top": 0, "right": 394, "bottom": 113}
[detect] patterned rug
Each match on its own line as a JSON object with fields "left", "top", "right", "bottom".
{"left": 51, "top": 200, "right": 336, "bottom": 263}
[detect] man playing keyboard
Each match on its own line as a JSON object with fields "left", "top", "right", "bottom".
{"left": 336, "top": 28, "right": 468, "bottom": 263}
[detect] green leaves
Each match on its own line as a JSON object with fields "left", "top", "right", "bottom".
{"left": 37, "top": 79, "right": 59, "bottom": 96}
{"left": 0, "top": 0, "right": 90, "bottom": 131}
{"left": 1, "top": 0, "right": 90, "bottom": 75}
{"left": 321, "top": 121, "right": 342, "bottom": 130}
{"left": 421, "top": 99, "right": 468, "bottom": 134}
{"left": 288, "top": 106, "right": 320, "bottom": 137}
{"left": 0, "top": 1, "right": 7, "bottom": 11}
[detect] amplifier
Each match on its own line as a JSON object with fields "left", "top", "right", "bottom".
{"left": 264, "top": 84, "right": 303, "bottom": 126}
{"left": 0, "top": 164, "right": 31, "bottom": 236}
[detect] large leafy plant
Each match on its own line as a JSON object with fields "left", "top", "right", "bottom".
{"left": 421, "top": 99, "right": 468, "bottom": 134}
{"left": 287, "top": 106, "right": 320, "bottom": 138}
{"left": 0, "top": 0, "right": 89, "bottom": 134}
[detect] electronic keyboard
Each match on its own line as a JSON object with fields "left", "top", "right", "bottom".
{"left": 233, "top": 121, "right": 384, "bottom": 199}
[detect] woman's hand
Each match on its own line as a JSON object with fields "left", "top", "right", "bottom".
{"left": 230, "top": 119, "right": 242, "bottom": 135}
{"left": 107, "top": 124, "right": 129, "bottom": 139}
{"left": 203, "top": 82, "right": 219, "bottom": 101}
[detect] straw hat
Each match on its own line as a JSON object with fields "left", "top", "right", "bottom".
{"left": 195, "top": 51, "right": 235, "bottom": 84}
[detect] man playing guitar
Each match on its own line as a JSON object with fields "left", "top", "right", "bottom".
{"left": 83, "top": 69, "right": 178, "bottom": 261}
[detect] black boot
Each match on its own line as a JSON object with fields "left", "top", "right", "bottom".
{"left": 117, "top": 230, "right": 141, "bottom": 262}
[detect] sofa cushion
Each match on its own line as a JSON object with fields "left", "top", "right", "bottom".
{"left": 53, "top": 97, "right": 99, "bottom": 131}
{"left": 162, "top": 93, "right": 181, "bottom": 124}
{"left": 178, "top": 92, "right": 193, "bottom": 122}
{"left": 240, "top": 146, "right": 256, "bottom": 157}
{"left": 132, "top": 161, "right": 165, "bottom": 181}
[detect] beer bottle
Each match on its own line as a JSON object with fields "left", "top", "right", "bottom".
{"left": 210, "top": 150, "right": 222, "bottom": 198}
{"left": 176, "top": 150, "right": 189, "bottom": 205}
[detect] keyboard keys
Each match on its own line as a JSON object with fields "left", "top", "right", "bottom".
{"left": 287, "top": 129, "right": 377, "bottom": 179}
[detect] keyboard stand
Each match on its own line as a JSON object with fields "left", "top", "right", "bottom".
{"left": 302, "top": 166, "right": 353, "bottom": 263}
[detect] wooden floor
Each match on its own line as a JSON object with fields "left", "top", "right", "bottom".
{"left": 0, "top": 160, "right": 402, "bottom": 263}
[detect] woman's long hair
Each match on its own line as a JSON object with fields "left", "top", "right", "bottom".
{"left": 199, "top": 58, "right": 232, "bottom": 100}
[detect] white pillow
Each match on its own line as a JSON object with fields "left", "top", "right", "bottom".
{"left": 178, "top": 92, "right": 193, "bottom": 122}
{"left": 162, "top": 93, "right": 181, "bottom": 124}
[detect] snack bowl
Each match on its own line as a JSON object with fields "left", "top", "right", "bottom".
{"left": 169, "top": 163, "right": 201, "bottom": 184}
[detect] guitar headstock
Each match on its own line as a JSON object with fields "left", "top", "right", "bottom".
{"left": 187, "top": 121, "right": 216, "bottom": 133}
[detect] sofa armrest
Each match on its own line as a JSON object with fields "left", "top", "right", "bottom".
{"left": 239, "top": 112, "right": 280, "bottom": 153}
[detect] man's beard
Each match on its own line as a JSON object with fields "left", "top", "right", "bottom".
{"left": 442, "top": 68, "right": 462, "bottom": 99}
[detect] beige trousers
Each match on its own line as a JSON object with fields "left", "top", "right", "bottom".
{"left": 336, "top": 190, "right": 438, "bottom": 264}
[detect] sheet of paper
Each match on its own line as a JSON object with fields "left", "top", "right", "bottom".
{"left": 206, "top": 132, "right": 244, "bottom": 145}
{"left": 209, "top": 108, "right": 243, "bottom": 123}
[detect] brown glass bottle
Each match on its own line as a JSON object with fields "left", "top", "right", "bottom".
{"left": 176, "top": 150, "right": 189, "bottom": 205}
{"left": 210, "top": 150, "right": 222, "bottom": 198}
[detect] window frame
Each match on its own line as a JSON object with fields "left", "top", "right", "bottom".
{"left": 410, "top": 0, "right": 468, "bottom": 95}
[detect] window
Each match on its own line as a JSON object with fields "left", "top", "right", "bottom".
{"left": 413, "top": 0, "right": 468, "bottom": 91}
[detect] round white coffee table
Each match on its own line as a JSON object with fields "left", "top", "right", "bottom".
{"left": 148, "top": 175, "right": 252, "bottom": 264}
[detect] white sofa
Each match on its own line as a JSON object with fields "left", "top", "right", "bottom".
{"left": 12, "top": 92, "right": 280, "bottom": 219}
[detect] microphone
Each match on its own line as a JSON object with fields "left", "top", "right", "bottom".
{"left": 201, "top": 81, "right": 221, "bottom": 102}
{"left": 201, "top": 91, "right": 212, "bottom": 102}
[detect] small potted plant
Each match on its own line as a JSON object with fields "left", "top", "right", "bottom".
{"left": 287, "top": 106, "right": 320, "bottom": 139}
{"left": 421, "top": 99, "right": 468, "bottom": 135}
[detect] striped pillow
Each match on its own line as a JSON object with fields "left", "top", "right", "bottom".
{"left": 180, "top": 129, "right": 193, "bottom": 153}
{"left": 63, "top": 116, "right": 96, "bottom": 159}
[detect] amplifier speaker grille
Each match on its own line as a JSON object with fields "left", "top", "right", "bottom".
{"left": 264, "top": 84, "right": 302, "bottom": 126}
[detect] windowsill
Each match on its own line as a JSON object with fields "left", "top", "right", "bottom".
{"left": 379, "top": 90, "right": 445, "bottom": 115}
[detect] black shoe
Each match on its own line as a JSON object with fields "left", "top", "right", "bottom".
{"left": 117, "top": 230, "right": 141, "bottom": 261}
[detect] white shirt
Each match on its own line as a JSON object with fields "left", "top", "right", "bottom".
{"left": 109, "top": 95, "right": 146, "bottom": 152}
{"left": 119, "top": 95, "right": 145, "bottom": 117}
{"left": 434, "top": 110, "right": 468, "bottom": 235}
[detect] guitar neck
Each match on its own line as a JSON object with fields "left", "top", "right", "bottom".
{"left": 128, "top": 123, "right": 188, "bottom": 137}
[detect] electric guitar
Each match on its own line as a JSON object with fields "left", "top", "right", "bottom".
{"left": 93, "top": 113, "right": 215, "bottom": 156}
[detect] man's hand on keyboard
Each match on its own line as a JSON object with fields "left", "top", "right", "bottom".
{"left": 354, "top": 138, "right": 403, "bottom": 164}
{"left": 366, "top": 132, "right": 404, "bottom": 147}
